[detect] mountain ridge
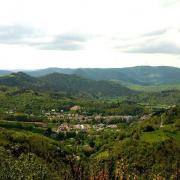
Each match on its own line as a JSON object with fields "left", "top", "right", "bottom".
{"left": 0, "top": 66, "right": 180, "bottom": 86}
{"left": 0, "top": 72, "right": 136, "bottom": 97}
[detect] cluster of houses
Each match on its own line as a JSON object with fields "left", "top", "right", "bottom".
{"left": 56, "top": 123, "right": 119, "bottom": 133}
{"left": 44, "top": 105, "right": 136, "bottom": 124}
{"left": 56, "top": 124, "right": 90, "bottom": 133}
{"left": 6, "top": 105, "right": 136, "bottom": 122}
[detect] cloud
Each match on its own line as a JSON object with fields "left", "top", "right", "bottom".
{"left": 114, "top": 28, "right": 180, "bottom": 55}
{"left": 36, "top": 34, "right": 89, "bottom": 50}
{"left": 126, "top": 42, "right": 180, "bottom": 54}
{"left": 0, "top": 24, "right": 42, "bottom": 44}
{"left": 160, "top": 0, "right": 179, "bottom": 7}
{"left": 0, "top": 24, "right": 89, "bottom": 50}
{"left": 143, "top": 29, "right": 168, "bottom": 37}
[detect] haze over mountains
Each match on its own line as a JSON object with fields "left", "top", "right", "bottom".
{"left": 1, "top": 66, "right": 180, "bottom": 85}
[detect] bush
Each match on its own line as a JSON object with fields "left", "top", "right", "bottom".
{"left": 142, "top": 124, "right": 155, "bottom": 132}
{"left": 174, "top": 119, "right": 180, "bottom": 130}
{"left": 0, "top": 147, "right": 50, "bottom": 180}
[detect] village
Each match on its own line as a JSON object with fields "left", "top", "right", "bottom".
{"left": 42, "top": 105, "right": 138, "bottom": 133}
{"left": 4, "top": 105, "right": 153, "bottom": 134}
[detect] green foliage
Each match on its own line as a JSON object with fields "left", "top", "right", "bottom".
{"left": 0, "top": 148, "right": 49, "bottom": 180}
{"left": 175, "top": 119, "right": 180, "bottom": 130}
{"left": 0, "top": 72, "right": 136, "bottom": 97}
{"left": 0, "top": 71, "right": 179, "bottom": 179}
{"left": 142, "top": 124, "right": 155, "bottom": 132}
{"left": 0, "top": 106, "right": 179, "bottom": 179}
{"left": 25, "top": 66, "right": 180, "bottom": 86}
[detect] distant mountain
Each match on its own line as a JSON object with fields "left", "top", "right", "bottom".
{"left": 26, "top": 68, "right": 138, "bottom": 83}
{"left": 0, "top": 70, "right": 12, "bottom": 76}
{"left": 26, "top": 66, "right": 180, "bottom": 85}
{"left": 73, "top": 68, "right": 141, "bottom": 84}
{"left": 25, "top": 68, "right": 74, "bottom": 77}
{"left": 0, "top": 72, "right": 39, "bottom": 88}
{"left": 119, "top": 66, "right": 180, "bottom": 85}
{"left": 0, "top": 72, "right": 135, "bottom": 97}
{"left": 1, "top": 66, "right": 180, "bottom": 85}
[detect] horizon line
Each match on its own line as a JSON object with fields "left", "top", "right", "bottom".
{"left": 0, "top": 65, "right": 180, "bottom": 71}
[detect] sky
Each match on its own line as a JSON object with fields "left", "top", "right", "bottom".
{"left": 0, "top": 0, "right": 180, "bottom": 69}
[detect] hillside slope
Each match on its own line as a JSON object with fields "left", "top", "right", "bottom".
{"left": 1, "top": 66, "right": 180, "bottom": 85}
{"left": 0, "top": 72, "right": 136, "bottom": 97}
{"left": 25, "top": 66, "right": 180, "bottom": 85}
{"left": 0, "top": 70, "right": 12, "bottom": 76}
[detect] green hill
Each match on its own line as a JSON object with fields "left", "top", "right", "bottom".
{"left": 1, "top": 66, "right": 180, "bottom": 86}
{"left": 119, "top": 66, "right": 180, "bottom": 85}
{"left": 24, "top": 66, "right": 180, "bottom": 85}
{"left": 0, "top": 70, "right": 12, "bottom": 76}
{"left": 0, "top": 72, "right": 39, "bottom": 88}
{"left": 0, "top": 72, "right": 136, "bottom": 97}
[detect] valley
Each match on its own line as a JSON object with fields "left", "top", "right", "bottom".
{"left": 0, "top": 68, "right": 179, "bottom": 179}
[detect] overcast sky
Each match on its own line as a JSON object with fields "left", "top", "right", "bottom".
{"left": 0, "top": 0, "right": 180, "bottom": 69}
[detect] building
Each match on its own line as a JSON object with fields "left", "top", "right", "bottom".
{"left": 70, "top": 105, "right": 81, "bottom": 111}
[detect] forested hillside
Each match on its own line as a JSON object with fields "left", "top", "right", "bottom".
{"left": 0, "top": 72, "right": 135, "bottom": 97}
{"left": 1, "top": 66, "right": 180, "bottom": 86}
{"left": 0, "top": 101, "right": 179, "bottom": 179}
{"left": 0, "top": 67, "right": 179, "bottom": 179}
{"left": 23, "top": 66, "right": 180, "bottom": 86}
